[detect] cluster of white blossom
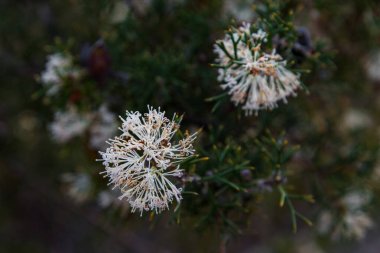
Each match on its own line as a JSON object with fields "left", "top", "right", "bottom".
{"left": 366, "top": 50, "right": 380, "bottom": 82}
{"left": 50, "top": 104, "right": 117, "bottom": 149}
{"left": 373, "top": 160, "right": 380, "bottom": 180}
{"left": 108, "top": 0, "right": 129, "bottom": 24}
{"left": 341, "top": 108, "right": 373, "bottom": 131}
{"left": 214, "top": 23, "right": 301, "bottom": 115}
{"left": 61, "top": 172, "right": 92, "bottom": 203}
{"left": 89, "top": 105, "right": 119, "bottom": 150}
{"left": 223, "top": 0, "right": 255, "bottom": 22}
{"left": 317, "top": 190, "right": 373, "bottom": 240}
{"left": 99, "top": 106, "right": 197, "bottom": 215}
{"left": 40, "top": 53, "right": 82, "bottom": 96}
{"left": 50, "top": 106, "right": 91, "bottom": 143}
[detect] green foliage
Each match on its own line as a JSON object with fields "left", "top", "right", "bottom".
{"left": 2, "top": 0, "right": 380, "bottom": 251}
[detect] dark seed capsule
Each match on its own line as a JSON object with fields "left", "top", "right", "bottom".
{"left": 80, "top": 39, "right": 111, "bottom": 84}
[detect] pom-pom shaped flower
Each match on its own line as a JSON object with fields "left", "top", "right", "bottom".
{"left": 99, "top": 106, "right": 197, "bottom": 215}
{"left": 214, "top": 23, "right": 301, "bottom": 115}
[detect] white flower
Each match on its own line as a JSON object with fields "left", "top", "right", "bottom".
{"left": 50, "top": 106, "right": 91, "bottom": 143}
{"left": 223, "top": 0, "right": 256, "bottom": 22}
{"left": 373, "top": 160, "right": 380, "bottom": 179}
{"left": 214, "top": 23, "right": 301, "bottom": 115}
{"left": 40, "top": 53, "right": 82, "bottom": 96}
{"left": 339, "top": 190, "right": 373, "bottom": 240}
{"left": 42, "top": 54, "right": 71, "bottom": 80}
{"left": 340, "top": 190, "right": 371, "bottom": 211}
{"left": 317, "top": 190, "right": 373, "bottom": 240}
{"left": 366, "top": 50, "right": 380, "bottom": 82}
{"left": 49, "top": 104, "right": 118, "bottom": 147}
{"left": 341, "top": 109, "right": 373, "bottom": 131}
{"left": 99, "top": 106, "right": 197, "bottom": 215}
{"left": 109, "top": 0, "right": 129, "bottom": 24}
{"left": 333, "top": 212, "right": 374, "bottom": 240}
{"left": 61, "top": 172, "right": 92, "bottom": 203}
{"left": 317, "top": 211, "right": 333, "bottom": 234}
{"left": 89, "top": 105, "right": 118, "bottom": 150}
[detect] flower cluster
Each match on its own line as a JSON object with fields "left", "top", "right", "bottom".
{"left": 99, "top": 106, "right": 197, "bottom": 214}
{"left": 40, "top": 53, "right": 82, "bottom": 96}
{"left": 366, "top": 50, "right": 380, "bottom": 82}
{"left": 50, "top": 106, "right": 91, "bottom": 143}
{"left": 61, "top": 172, "right": 92, "bottom": 203}
{"left": 89, "top": 105, "right": 119, "bottom": 150}
{"left": 223, "top": 0, "right": 255, "bottom": 21}
{"left": 214, "top": 23, "right": 301, "bottom": 115}
{"left": 50, "top": 104, "right": 118, "bottom": 149}
{"left": 317, "top": 190, "right": 373, "bottom": 240}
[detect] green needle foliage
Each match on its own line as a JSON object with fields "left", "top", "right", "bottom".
{"left": 2, "top": 0, "right": 380, "bottom": 251}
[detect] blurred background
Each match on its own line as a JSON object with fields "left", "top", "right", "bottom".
{"left": 1, "top": 0, "right": 380, "bottom": 252}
